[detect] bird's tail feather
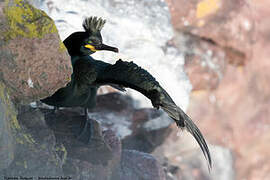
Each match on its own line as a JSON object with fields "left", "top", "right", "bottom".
{"left": 182, "top": 112, "right": 212, "bottom": 171}
{"left": 161, "top": 101, "right": 212, "bottom": 171}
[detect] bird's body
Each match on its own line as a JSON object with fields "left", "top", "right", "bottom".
{"left": 41, "top": 16, "right": 212, "bottom": 170}
{"left": 41, "top": 55, "right": 101, "bottom": 109}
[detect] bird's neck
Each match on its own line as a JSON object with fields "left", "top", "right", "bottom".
{"left": 71, "top": 55, "right": 94, "bottom": 67}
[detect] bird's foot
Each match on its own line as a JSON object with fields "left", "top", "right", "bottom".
{"left": 75, "top": 117, "right": 109, "bottom": 149}
{"left": 76, "top": 116, "right": 93, "bottom": 143}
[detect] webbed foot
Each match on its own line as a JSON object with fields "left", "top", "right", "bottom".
{"left": 72, "top": 109, "right": 110, "bottom": 150}
{"left": 76, "top": 117, "right": 103, "bottom": 145}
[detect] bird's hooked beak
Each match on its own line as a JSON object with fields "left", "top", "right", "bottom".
{"left": 85, "top": 43, "right": 118, "bottom": 53}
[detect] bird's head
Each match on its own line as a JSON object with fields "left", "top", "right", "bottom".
{"left": 63, "top": 16, "right": 118, "bottom": 56}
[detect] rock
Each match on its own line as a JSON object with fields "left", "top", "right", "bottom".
{"left": 1, "top": 105, "right": 63, "bottom": 177}
{"left": 187, "top": 63, "right": 270, "bottom": 180}
{"left": 165, "top": 1, "right": 270, "bottom": 179}
{"left": 39, "top": 104, "right": 169, "bottom": 179}
{"left": 38, "top": 91, "right": 174, "bottom": 178}
{"left": 0, "top": 0, "right": 72, "bottom": 104}
{"left": 171, "top": 32, "right": 226, "bottom": 91}
{"left": 166, "top": 0, "right": 255, "bottom": 64}
{"left": 1, "top": 98, "right": 168, "bottom": 179}
{"left": 0, "top": 1, "right": 71, "bottom": 175}
{"left": 1, "top": 103, "right": 164, "bottom": 178}
{"left": 185, "top": 56, "right": 220, "bottom": 91}
{"left": 58, "top": 126, "right": 121, "bottom": 179}
{"left": 0, "top": 82, "right": 16, "bottom": 171}
{"left": 63, "top": 158, "right": 111, "bottom": 180}
{"left": 119, "top": 150, "right": 166, "bottom": 180}
{"left": 123, "top": 108, "right": 173, "bottom": 153}
{"left": 174, "top": 145, "right": 235, "bottom": 180}
{"left": 0, "top": 1, "right": 72, "bottom": 172}
{"left": 41, "top": 108, "right": 122, "bottom": 167}
{"left": 93, "top": 92, "right": 174, "bottom": 153}
{"left": 152, "top": 131, "right": 235, "bottom": 180}
{"left": 184, "top": 0, "right": 270, "bottom": 177}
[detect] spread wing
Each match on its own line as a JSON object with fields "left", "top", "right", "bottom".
{"left": 94, "top": 59, "right": 212, "bottom": 170}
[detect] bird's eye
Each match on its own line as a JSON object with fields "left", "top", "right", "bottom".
{"left": 92, "top": 40, "right": 100, "bottom": 44}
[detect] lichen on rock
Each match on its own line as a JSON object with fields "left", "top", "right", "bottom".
{"left": 3, "top": 0, "right": 57, "bottom": 40}
{"left": 0, "top": 0, "right": 72, "bottom": 104}
{"left": 0, "top": 82, "right": 16, "bottom": 170}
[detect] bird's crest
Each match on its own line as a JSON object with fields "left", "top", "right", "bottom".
{"left": 83, "top": 16, "right": 106, "bottom": 34}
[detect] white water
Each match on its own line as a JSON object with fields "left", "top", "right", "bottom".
{"left": 32, "top": 0, "right": 192, "bottom": 111}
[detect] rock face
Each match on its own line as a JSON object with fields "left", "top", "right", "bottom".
{"left": 0, "top": 0, "right": 72, "bottom": 104}
{"left": 0, "top": 82, "right": 16, "bottom": 171}
{"left": 0, "top": 93, "right": 168, "bottom": 179}
{"left": 93, "top": 93, "right": 174, "bottom": 153}
{"left": 166, "top": 0, "right": 254, "bottom": 63}
{"left": 0, "top": 1, "right": 72, "bottom": 177}
{"left": 165, "top": 0, "right": 270, "bottom": 180}
{"left": 120, "top": 150, "right": 166, "bottom": 180}
{"left": 2, "top": 106, "right": 63, "bottom": 177}
{"left": 0, "top": 84, "right": 64, "bottom": 177}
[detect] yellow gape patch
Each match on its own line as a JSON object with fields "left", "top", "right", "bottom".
{"left": 85, "top": 44, "right": 97, "bottom": 52}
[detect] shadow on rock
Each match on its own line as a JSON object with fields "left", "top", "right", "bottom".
{"left": 3, "top": 92, "right": 170, "bottom": 179}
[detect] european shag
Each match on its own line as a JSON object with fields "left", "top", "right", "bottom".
{"left": 41, "top": 16, "right": 212, "bottom": 170}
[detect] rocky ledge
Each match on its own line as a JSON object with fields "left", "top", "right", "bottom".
{"left": 1, "top": 92, "right": 174, "bottom": 180}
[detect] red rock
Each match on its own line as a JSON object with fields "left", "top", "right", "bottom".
{"left": 0, "top": 1, "right": 72, "bottom": 104}
{"left": 165, "top": 0, "right": 270, "bottom": 179}
{"left": 171, "top": 31, "right": 226, "bottom": 91}
{"left": 166, "top": 0, "right": 255, "bottom": 63}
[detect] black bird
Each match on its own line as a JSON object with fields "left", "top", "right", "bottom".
{"left": 41, "top": 16, "right": 212, "bottom": 170}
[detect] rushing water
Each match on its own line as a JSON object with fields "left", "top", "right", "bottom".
{"left": 32, "top": 0, "right": 192, "bottom": 111}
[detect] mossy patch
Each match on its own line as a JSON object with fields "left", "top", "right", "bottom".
{"left": 55, "top": 144, "right": 68, "bottom": 165}
{"left": 3, "top": 0, "right": 57, "bottom": 40}
{"left": 22, "top": 133, "right": 36, "bottom": 144}
{"left": 0, "top": 82, "right": 19, "bottom": 130}
{"left": 0, "top": 82, "right": 36, "bottom": 146}
{"left": 59, "top": 41, "right": 67, "bottom": 52}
